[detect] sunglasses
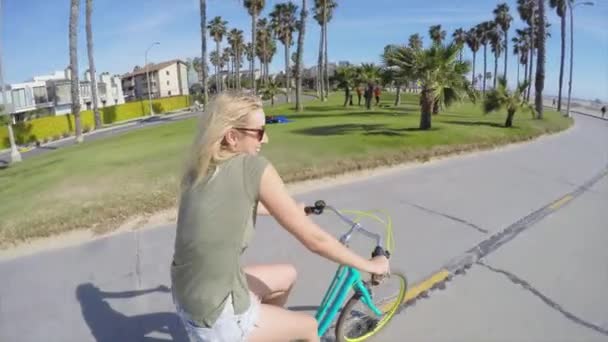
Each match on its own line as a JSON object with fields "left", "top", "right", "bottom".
{"left": 234, "top": 127, "right": 265, "bottom": 142}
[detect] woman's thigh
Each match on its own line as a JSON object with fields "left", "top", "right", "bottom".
{"left": 244, "top": 263, "right": 297, "bottom": 303}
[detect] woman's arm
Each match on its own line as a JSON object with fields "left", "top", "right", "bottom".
{"left": 257, "top": 201, "right": 271, "bottom": 216}
{"left": 258, "top": 164, "right": 389, "bottom": 275}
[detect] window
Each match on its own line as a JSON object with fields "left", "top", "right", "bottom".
{"left": 166, "top": 70, "right": 170, "bottom": 76}
{"left": 167, "top": 80, "right": 170, "bottom": 86}
{"left": 11, "top": 89, "right": 26, "bottom": 109}
{"left": 168, "top": 91, "right": 172, "bottom": 96}
{"left": 33, "top": 86, "right": 48, "bottom": 104}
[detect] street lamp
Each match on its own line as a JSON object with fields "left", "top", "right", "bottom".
{"left": 145, "top": 42, "right": 160, "bottom": 116}
{"left": 0, "top": 0, "right": 21, "bottom": 163}
{"left": 565, "top": 0, "right": 594, "bottom": 117}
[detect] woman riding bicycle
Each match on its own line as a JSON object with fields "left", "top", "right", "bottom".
{"left": 170, "top": 93, "right": 390, "bottom": 341}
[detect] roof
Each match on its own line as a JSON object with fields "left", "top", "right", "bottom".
{"left": 121, "top": 59, "right": 186, "bottom": 79}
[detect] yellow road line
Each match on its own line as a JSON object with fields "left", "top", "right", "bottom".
{"left": 549, "top": 195, "right": 573, "bottom": 210}
{"left": 403, "top": 269, "right": 450, "bottom": 302}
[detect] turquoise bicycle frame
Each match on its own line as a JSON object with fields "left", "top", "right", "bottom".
{"left": 315, "top": 265, "right": 383, "bottom": 337}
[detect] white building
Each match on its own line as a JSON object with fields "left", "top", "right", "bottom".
{"left": 121, "top": 59, "right": 189, "bottom": 101}
{"left": 0, "top": 68, "right": 124, "bottom": 120}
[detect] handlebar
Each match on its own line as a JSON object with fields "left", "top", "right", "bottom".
{"left": 304, "top": 200, "right": 391, "bottom": 260}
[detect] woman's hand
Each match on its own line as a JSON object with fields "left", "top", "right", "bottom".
{"left": 368, "top": 255, "right": 390, "bottom": 276}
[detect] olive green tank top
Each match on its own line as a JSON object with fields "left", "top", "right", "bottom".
{"left": 171, "top": 153, "right": 268, "bottom": 327}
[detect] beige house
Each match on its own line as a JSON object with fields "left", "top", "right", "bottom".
{"left": 121, "top": 59, "right": 189, "bottom": 101}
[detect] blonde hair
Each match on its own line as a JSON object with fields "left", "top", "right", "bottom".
{"left": 181, "top": 92, "right": 263, "bottom": 190}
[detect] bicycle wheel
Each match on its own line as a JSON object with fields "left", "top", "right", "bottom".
{"left": 335, "top": 271, "right": 407, "bottom": 342}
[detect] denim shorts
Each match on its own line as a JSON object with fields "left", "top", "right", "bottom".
{"left": 173, "top": 291, "right": 260, "bottom": 342}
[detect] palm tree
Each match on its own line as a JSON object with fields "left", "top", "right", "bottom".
{"left": 477, "top": 21, "right": 494, "bottom": 96}
{"left": 534, "top": 0, "right": 546, "bottom": 119}
{"left": 313, "top": 0, "right": 338, "bottom": 101}
{"left": 429, "top": 25, "right": 446, "bottom": 45}
{"left": 209, "top": 50, "right": 221, "bottom": 91}
{"left": 549, "top": 0, "right": 567, "bottom": 111}
{"left": 228, "top": 28, "right": 245, "bottom": 90}
{"left": 358, "top": 63, "right": 381, "bottom": 110}
{"left": 244, "top": 42, "right": 254, "bottom": 88}
{"left": 452, "top": 28, "right": 467, "bottom": 61}
{"left": 261, "top": 79, "right": 284, "bottom": 106}
{"left": 518, "top": 0, "right": 536, "bottom": 101}
{"left": 383, "top": 43, "right": 472, "bottom": 129}
{"left": 221, "top": 47, "right": 231, "bottom": 90}
{"left": 484, "top": 76, "right": 534, "bottom": 127}
{"left": 69, "top": 0, "right": 83, "bottom": 143}
{"left": 85, "top": 0, "right": 101, "bottom": 130}
{"left": 256, "top": 33, "right": 276, "bottom": 86}
{"left": 295, "top": 0, "right": 308, "bottom": 112}
{"left": 465, "top": 28, "right": 481, "bottom": 88}
{"left": 408, "top": 33, "right": 423, "bottom": 50}
{"left": 200, "top": 0, "right": 208, "bottom": 104}
{"left": 256, "top": 18, "right": 271, "bottom": 84}
{"left": 334, "top": 65, "right": 357, "bottom": 106}
{"left": 208, "top": 16, "right": 227, "bottom": 93}
{"left": 0, "top": 0, "right": 21, "bottom": 163}
{"left": 382, "top": 45, "right": 408, "bottom": 105}
{"left": 512, "top": 33, "right": 529, "bottom": 84}
{"left": 270, "top": 2, "right": 298, "bottom": 103}
{"left": 489, "top": 24, "right": 504, "bottom": 89}
{"left": 493, "top": 3, "right": 513, "bottom": 81}
{"left": 244, "top": 0, "right": 265, "bottom": 93}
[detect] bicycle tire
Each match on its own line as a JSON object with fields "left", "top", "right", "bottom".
{"left": 334, "top": 271, "right": 407, "bottom": 342}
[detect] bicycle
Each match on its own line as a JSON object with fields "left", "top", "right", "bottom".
{"left": 304, "top": 200, "right": 408, "bottom": 341}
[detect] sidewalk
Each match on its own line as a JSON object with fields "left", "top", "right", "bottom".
{"left": 0, "top": 108, "right": 197, "bottom": 155}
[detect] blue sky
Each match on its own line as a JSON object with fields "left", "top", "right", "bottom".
{"left": 3, "top": 0, "right": 607, "bottom": 101}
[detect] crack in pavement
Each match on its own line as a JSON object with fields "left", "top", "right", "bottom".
{"left": 477, "top": 261, "right": 608, "bottom": 337}
{"left": 400, "top": 200, "right": 488, "bottom": 234}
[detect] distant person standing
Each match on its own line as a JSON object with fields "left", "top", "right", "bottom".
{"left": 601, "top": 105, "right": 606, "bottom": 118}
{"left": 374, "top": 86, "right": 381, "bottom": 106}
{"left": 356, "top": 86, "right": 363, "bottom": 106}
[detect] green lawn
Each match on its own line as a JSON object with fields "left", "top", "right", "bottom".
{"left": 0, "top": 92, "right": 572, "bottom": 247}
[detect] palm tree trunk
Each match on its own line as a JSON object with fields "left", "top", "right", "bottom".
{"left": 295, "top": 0, "right": 307, "bottom": 112}
{"left": 216, "top": 42, "right": 220, "bottom": 93}
{"left": 483, "top": 43, "right": 487, "bottom": 95}
{"left": 200, "top": 0, "right": 208, "bottom": 105}
{"left": 420, "top": 87, "right": 433, "bottom": 130}
{"left": 534, "top": 0, "right": 545, "bottom": 119}
{"left": 472, "top": 51, "right": 477, "bottom": 88}
{"left": 343, "top": 87, "right": 350, "bottom": 107}
{"left": 394, "top": 84, "right": 401, "bottom": 106}
{"left": 505, "top": 109, "right": 515, "bottom": 127}
{"left": 86, "top": 0, "right": 101, "bottom": 130}
{"left": 503, "top": 30, "right": 508, "bottom": 81}
{"left": 494, "top": 53, "right": 498, "bottom": 88}
{"left": 251, "top": 12, "right": 257, "bottom": 93}
{"left": 69, "top": 0, "right": 83, "bottom": 143}
{"left": 523, "top": 61, "right": 528, "bottom": 83}
{"left": 323, "top": 20, "right": 329, "bottom": 99}
{"left": 517, "top": 61, "right": 520, "bottom": 84}
{"left": 557, "top": 11, "right": 566, "bottom": 111}
{"left": 284, "top": 41, "right": 290, "bottom": 103}
{"left": 318, "top": 25, "right": 325, "bottom": 101}
{"left": 262, "top": 38, "right": 267, "bottom": 86}
{"left": 527, "top": 5, "right": 535, "bottom": 102}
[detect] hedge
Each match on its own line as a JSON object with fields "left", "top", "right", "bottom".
{"left": 1, "top": 95, "right": 191, "bottom": 148}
